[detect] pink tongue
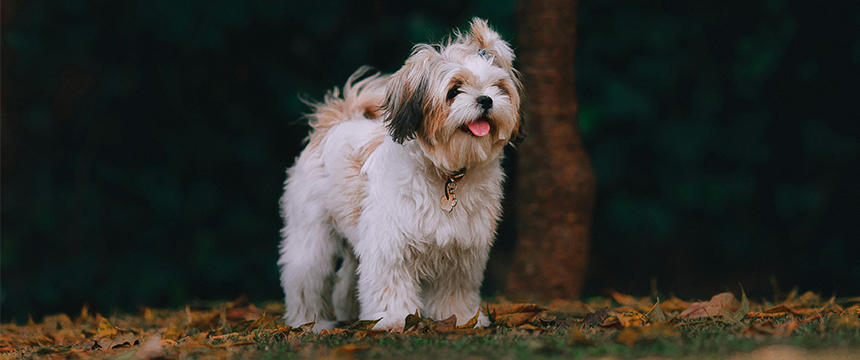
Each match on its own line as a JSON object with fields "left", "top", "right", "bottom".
{"left": 467, "top": 119, "right": 490, "bottom": 136}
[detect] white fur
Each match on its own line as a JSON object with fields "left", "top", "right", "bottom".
{"left": 278, "top": 18, "right": 519, "bottom": 331}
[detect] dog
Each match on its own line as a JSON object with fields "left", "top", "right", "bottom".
{"left": 278, "top": 18, "right": 523, "bottom": 330}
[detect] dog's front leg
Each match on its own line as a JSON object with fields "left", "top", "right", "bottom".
{"left": 355, "top": 250, "right": 421, "bottom": 330}
{"left": 422, "top": 246, "right": 491, "bottom": 328}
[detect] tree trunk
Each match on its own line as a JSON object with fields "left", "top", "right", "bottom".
{"left": 507, "top": 0, "right": 596, "bottom": 299}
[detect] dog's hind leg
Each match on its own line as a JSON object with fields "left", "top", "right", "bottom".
{"left": 332, "top": 244, "right": 359, "bottom": 322}
{"left": 277, "top": 164, "right": 339, "bottom": 331}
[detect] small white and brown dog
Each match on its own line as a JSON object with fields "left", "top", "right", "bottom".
{"left": 278, "top": 18, "right": 523, "bottom": 330}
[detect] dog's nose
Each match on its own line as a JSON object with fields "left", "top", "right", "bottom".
{"left": 476, "top": 95, "right": 493, "bottom": 110}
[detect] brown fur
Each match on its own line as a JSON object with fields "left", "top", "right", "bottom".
{"left": 305, "top": 67, "right": 389, "bottom": 150}
{"left": 343, "top": 131, "right": 385, "bottom": 226}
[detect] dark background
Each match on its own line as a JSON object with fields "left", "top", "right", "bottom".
{"left": 2, "top": 0, "right": 858, "bottom": 322}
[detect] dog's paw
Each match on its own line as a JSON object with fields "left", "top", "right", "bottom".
{"left": 475, "top": 311, "right": 491, "bottom": 328}
{"left": 311, "top": 320, "right": 338, "bottom": 333}
{"left": 369, "top": 313, "right": 406, "bottom": 331}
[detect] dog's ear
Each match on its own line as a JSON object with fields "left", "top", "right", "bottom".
{"left": 512, "top": 107, "right": 527, "bottom": 144}
{"left": 468, "top": 18, "right": 515, "bottom": 71}
{"left": 510, "top": 70, "right": 526, "bottom": 144}
{"left": 382, "top": 46, "right": 436, "bottom": 144}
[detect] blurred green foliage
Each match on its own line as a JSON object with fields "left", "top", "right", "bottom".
{"left": 1, "top": 0, "right": 858, "bottom": 321}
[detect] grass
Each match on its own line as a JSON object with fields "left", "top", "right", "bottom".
{"left": 2, "top": 290, "right": 859, "bottom": 359}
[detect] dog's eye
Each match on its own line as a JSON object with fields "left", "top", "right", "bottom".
{"left": 496, "top": 82, "right": 510, "bottom": 96}
{"left": 446, "top": 85, "right": 461, "bottom": 101}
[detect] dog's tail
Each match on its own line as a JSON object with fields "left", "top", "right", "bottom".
{"left": 303, "top": 67, "right": 389, "bottom": 148}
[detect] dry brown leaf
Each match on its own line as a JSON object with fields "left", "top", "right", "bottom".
{"left": 647, "top": 299, "right": 667, "bottom": 323}
{"left": 583, "top": 308, "right": 609, "bottom": 326}
{"left": 601, "top": 311, "right": 647, "bottom": 329}
{"left": 320, "top": 328, "right": 350, "bottom": 336}
{"left": 496, "top": 312, "right": 537, "bottom": 327}
{"left": 93, "top": 332, "right": 139, "bottom": 350}
{"left": 209, "top": 332, "right": 239, "bottom": 341}
{"left": 352, "top": 330, "right": 387, "bottom": 340}
{"left": 763, "top": 305, "right": 803, "bottom": 316}
{"left": 660, "top": 297, "right": 692, "bottom": 312}
{"left": 488, "top": 303, "right": 544, "bottom": 316}
{"left": 787, "top": 291, "right": 821, "bottom": 308}
{"left": 457, "top": 310, "right": 481, "bottom": 329}
{"left": 678, "top": 292, "right": 739, "bottom": 320}
{"left": 434, "top": 315, "right": 457, "bottom": 332}
{"left": 347, "top": 319, "right": 381, "bottom": 330}
{"left": 95, "top": 315, "right": 118, "bottom": 338}
{"left": 187, "top": 311, "right": 220, "bottom": 329}
{"left": 608, "top": 290, "right": 638, "bottom": 306}
{"left": 162, "top": 325, "right": 184, "bottom": 340}
{"left": 546, "top": 299, "right": 590, "bottom": 315}
{"left": 143, "top": 308, "right": 154, "bottom": 321}
{"left": 518, "top": 323, "right": 542, "bottom": 332}
{"left": 745, "top": 311, "right": 792, "bottom": 319}
{"left": 226, "top": 304, "right": 263, "bottom": 322}
{"left": 743, "top": 320, "right": 800, "bottom": 338}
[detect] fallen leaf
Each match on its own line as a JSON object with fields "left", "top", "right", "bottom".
{"left": 601, "top": 311, "right": 647, "bottom": 329}
{"left": 518, "top": 323, "right": 542, "bottom": 331}
{"left": 787, "top": 291, "right": 821, "bottom": 308}
{"left": 347, "top": 319, "right": 381, "bottom": 330}
{"left": 647, "top": 299, "right": 667, "bottom": 323}
{"left": 226, "top": 304, "right": 263, "bottom": 322}
{"left": 678, "top": 292, "right": 739, "bottom": 320}
{"left": 143, "top": 308, "right": 154, "bottom": 321}
{"left": 488, "top": 303, "right": 544, "bottom": 316}
{"left": 837, "top": 296, "right": 860, "bottom": 304}
{"left": 434, "top": 315, "right": 457, "bottom": 331}
{"left": 764, "top": 305, "right": 803, "bottom": 316}
{"left": 546, "top": 299, "right": 590, "bottom": 315}
{"left": 187, "top": 311, "right": 219, "bottom": 329}
{"left": 209, "top": 332, "right": 239, "bottom": 341}
{"left": 745, "top": 311, "right": 791, "bottom": 319}
{"left": 660, "top": 297, "right": 692, "bottom": 312}
{"left": 608, "top": 290, "right": 638, "bottom": 306}
{"left": 457, "top": 310, "right": 481, "bottom": 329}
{"left": 495, "top": 312, "right": 537, "bottom": 327}
{"left": 95, "top": 315, "right": 119, "bottom": 338}
{"left": 352, "top": 330, "right": 387, "bottom": 340}
{"left": 163, "top": 325, "right": 184, "bottom": 340}
{"left": 583, "top": 308, "right": 609, "bottom": 327}
{"left": 319, "top": 328, "right": 349, "bottom": 336}
{"left": 743, "top": 320, "right": 800, "bottom": 337}
{"left": 404, "top": 311, "right": 422, "bottom": 329}
{"left": 722, "top": 287, "right": 750, "bottom": 323}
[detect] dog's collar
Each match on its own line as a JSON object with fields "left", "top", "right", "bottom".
{"left": 440, "top": 167, "right": 466, "bottom": 212}
{"left": 447, "top": 168, "right": 466, "bottom": 181}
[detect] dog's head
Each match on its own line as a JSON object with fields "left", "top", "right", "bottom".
{"left": 382, "top": 18, "right": 523, "bottom": 173}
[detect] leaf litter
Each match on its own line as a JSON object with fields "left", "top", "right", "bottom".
{"left": 1, "top": 289, "right": 858, "bottom": 359}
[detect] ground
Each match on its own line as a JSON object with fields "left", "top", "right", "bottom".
{"left": 2, "top": 290, "right": 859, "bottom": 359}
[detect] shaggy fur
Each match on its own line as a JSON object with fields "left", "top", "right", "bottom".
{"left": 278, "top": 18, "right": 522, "bottom": 330}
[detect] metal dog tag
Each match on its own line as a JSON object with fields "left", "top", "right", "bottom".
{"left": 440, "top": 179, "right": 458, "bottom": 212}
